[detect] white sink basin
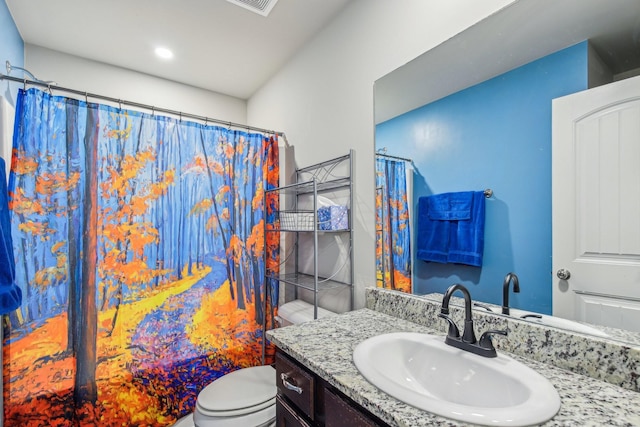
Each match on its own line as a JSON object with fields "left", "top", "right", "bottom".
{"left": 353, "top": 332, "right": 561, "bottom": 426}
{"left": 508, "top": 308, "right": 609, "bottom": 338}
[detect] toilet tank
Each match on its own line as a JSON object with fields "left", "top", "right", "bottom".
{"left": 276, "top": 299, "right": 336, "bottom": 326}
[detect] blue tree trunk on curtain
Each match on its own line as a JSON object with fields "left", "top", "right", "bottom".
{"left": 65, "top": 101, "right": 82, "bottom": 356}
{"left": 3, "top": 88, "right": 279, "bottom": 426}
{"left": 74, "top": 101, "right": 99, "bottom": 406}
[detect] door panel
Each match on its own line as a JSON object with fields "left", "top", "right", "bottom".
{"left": 552, "top": 75, "right": 640, "bottom": 332}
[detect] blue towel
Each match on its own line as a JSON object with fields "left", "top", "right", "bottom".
{"left": 416, "top": 197, "right": 448, "bottom": 263}
{"left": 427, "top": 192, "right": 472, "bottom": 221}
{"left": 0, "top": 158, "right": 22, "bottom": 314}
{"left": 416, "top": 191, "right": 485, "bottom": 267}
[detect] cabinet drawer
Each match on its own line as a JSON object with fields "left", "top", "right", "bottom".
{"left": 276, "top": 352, "right": 315, "bottom": 420}
{"left": 277, "top": 396, "right": 313, "bottom": 427}
{"left": 324, "top": 387, "right": 382, "bottom": 427}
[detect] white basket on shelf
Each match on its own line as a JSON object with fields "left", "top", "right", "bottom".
{"left": 279, "top": 211, "right": 315, "bottom": 231}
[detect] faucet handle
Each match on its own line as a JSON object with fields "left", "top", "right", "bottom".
{"left": 478, "top": 329, "right": 508, "bottom": 350}
{"left": 438, "top": 313, "right": 460, "bottom": 339}
{"left": 473, "top": 302, "right": 494, "bottom": 312}
{"left": 520, "top": 313, "right": 543, "bottom": 319}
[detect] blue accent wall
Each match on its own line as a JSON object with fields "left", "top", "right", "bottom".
{"left": 375, "top": 41, "right": 589, "bottom": 314}
{"left": 1, "top": 0, "right": 24, "bottom": 106}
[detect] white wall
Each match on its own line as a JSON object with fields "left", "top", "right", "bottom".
{"left": 247, "top": 0, "right": 515, "bottom": 310}
{"left": 24, "top": 44, "right": 246, "bottom": 123}
{"left": 0, "top": 96, "right": 14, "bottom": 167}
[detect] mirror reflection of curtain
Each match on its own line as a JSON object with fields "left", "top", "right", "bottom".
{"left": 375, "top": 157, "right": 411, "bottom": 292}
{"left": 3, "top": 87, "right": 279, "bottom": 426}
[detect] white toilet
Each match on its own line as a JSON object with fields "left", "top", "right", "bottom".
{"left": 174, "top": 300, "right": 335, "bottom": 427}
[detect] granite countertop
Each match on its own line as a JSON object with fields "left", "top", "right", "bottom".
{"left": 267, "top": 308, "right": 640, "bottom": 427}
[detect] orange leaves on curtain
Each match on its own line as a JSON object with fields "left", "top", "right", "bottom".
{"left": 2, "top": 88, "right": 280, "bottom": 426}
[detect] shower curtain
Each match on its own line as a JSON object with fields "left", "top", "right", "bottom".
{"left": 375, "top": 157, "right": 411, "bottom": 292}
{"left": 2, "top": 88, "right": 279, "bottom": 426}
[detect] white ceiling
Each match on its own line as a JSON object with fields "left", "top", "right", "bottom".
{"left": 6, "top": 0, "right": 353, "bottom": 100}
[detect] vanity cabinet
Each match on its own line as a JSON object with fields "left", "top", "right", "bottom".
{"left": 275, "top": 351, "right": 385, "bottom": 427}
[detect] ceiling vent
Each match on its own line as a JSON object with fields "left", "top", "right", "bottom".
{"left": 225, "top": 0, "right": 279, "bottom": 17}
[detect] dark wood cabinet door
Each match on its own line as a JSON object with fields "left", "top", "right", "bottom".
{"left": 277, "top": 396, "right": 313, "bottom": 427}
{"left": 275, "top": 349, "right": 388, "bottom": 427}
{"left": 276, "top": 352, "right": 315, "bottom": 420}
{"left": 323, "top": 387, "right": 382, "bottom": 427}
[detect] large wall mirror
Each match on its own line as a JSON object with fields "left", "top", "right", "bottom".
{"left": 374, "top": 0, "right": 640, "bottom": 345}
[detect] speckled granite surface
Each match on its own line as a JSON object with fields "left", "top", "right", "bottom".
{"left": 267, "top": 289, "right": 640, "bottom": 426}
{"left": 367, "top": 288, "right": 640, "bottom": 393}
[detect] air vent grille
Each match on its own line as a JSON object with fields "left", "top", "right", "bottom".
{"left": 225, "top": 0, "right": 279, "bottom": 17}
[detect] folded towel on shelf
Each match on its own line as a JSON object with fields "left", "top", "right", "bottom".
{"left": 416, "top": 191, "right": 485, "bottom": 267}
{"left": 0, "top": 158, "right": 22, "bottom": 314}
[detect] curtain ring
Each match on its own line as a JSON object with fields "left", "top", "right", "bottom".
{"left": 118, "top": 99, "right": 122, "bottom": 110}
{"left": 151, "top": 106, "right": 155, "bottom": 116}
{"left": 23, "top": 78, "right": 26, "bottom": 91}
{"left": 84, "top": 92, "right": 88, "bottom": 103}
{"left": 179, "top": 112, "right": 182, "bottom": 122}
{"left": 204, "top": 117, "right": 208, "bottom": 127}
{"left": 47, "top": 84, "right": 52, "bottom": 95}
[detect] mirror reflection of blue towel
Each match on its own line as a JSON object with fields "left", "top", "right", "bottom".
{"left": 0, "top": 158, "right": 22, "bottom": 314}
{"left": 417, "top": 191, "right": 485, "bottom": 267}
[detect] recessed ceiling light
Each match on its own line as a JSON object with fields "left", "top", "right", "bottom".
{"left": 155, "top": 47, "right": 174, "bottom": 60}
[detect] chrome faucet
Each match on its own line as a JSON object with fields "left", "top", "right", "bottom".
{"left": 502, "top": 272, "right": 520, "bottom": 315}
{"left": 439, "top": 283, "right": 507, "bottom": 358}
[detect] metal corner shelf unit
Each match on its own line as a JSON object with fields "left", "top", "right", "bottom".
{"left": 265, "top": 150, "right": 354, "bottom": 319}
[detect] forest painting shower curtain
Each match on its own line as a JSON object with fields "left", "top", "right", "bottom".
{"left": 375, "top": 157, "right": 411, "bottom": 292}
{"left": 2, "top": 88, "right": 279, "bottom": 426}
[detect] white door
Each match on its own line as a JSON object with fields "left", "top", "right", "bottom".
{"left": 552, "top": 75, "right": 640, "bottom": 333}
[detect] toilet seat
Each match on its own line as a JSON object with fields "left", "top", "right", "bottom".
{"left": 196, "top": 397, "right": 275, "bottom": 418}
{"left": 194, "top": 365, "right": 276, "bottom": 425}
{"left": 193, "top": 403, "right": 275, "bottom": 427}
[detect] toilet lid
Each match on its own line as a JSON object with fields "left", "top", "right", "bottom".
{"left": 197, "top": 365, "right": 276, "bottom": 416}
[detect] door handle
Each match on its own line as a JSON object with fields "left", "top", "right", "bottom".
{"left": 556, "top": 269, "right": 571, "bottom": 280}
{"left": 280, "top": 373, "right": 303, "bottom": 394}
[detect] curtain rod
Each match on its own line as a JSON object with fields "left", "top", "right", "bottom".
{"left": 375, "top": 152, "right": 413, "bottom": 163}
{"left": 0, "top": 73, "right": 284, "bottom": 137}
